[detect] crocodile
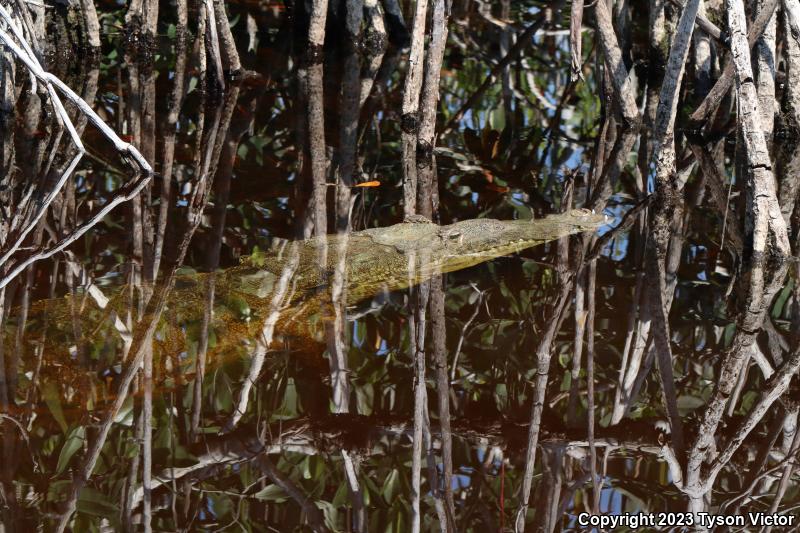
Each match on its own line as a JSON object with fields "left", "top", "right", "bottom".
{"left": 19, "top": 209, "right": 606, "bottom": 399}
{"left": 237, "top": 208, "right": 606, "bottom": 300}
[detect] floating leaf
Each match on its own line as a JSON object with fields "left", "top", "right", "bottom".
{"left": 354, "top": 180, "right": 381, "bottom": 188}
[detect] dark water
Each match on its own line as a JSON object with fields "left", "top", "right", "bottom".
{"left": 1, "top": 0, "right": 799, "bottom": 531}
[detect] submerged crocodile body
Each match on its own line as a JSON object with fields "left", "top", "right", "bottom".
{"left": 23, "top": 209, "right": 606, "bottom": 388}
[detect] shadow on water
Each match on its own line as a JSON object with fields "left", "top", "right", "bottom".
{"left": 1, "top": 0, "right": 800, "bottom": 531}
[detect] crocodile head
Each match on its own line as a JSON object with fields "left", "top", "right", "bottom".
{"left": 354, "top": 209, "right": 607, "bottom": 286}
{"left": 361, "top": 208, "right": 608, "bottom": 278}
{"left": 427, "top": 208, "right": 607, "bottom": 274}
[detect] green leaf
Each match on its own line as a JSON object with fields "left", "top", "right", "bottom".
{"left": 355, "top": 383, "right": 374, "bottom": 416}
{"left": 77, "top": 487, "right": 120, "bottom": 520}
{"left": 738, "top": 391, "right": 759, "bottom": 414}
{"left": 225, "top": 294, "right": 251, "bottom": 320}
{"left": 677, "top": 395, "right": 705, "bottom": 414}
{"left": 214, "top": 371, "right": 233, "bottom": 412}
{"left": 316, "top": 500, "right": 339, "bottom": 530}
{"left": 114, "top": 395, "right": 134, "bottom": 426}
{"left": 47, "top": 479, "right": 72, "bottom": 501}
{"left": 57, "top": 426, "right": 86, "bottom": 474}
{"left": 123, "top": 439, "right": 139, "bottom": 459}
{"left": 381, "top": 469, "right": 400, "bottom": 503}
{"left": 722, "top": 323, "right": 735, "bottom": 348}
{"left": 273, "top": 378, "right": 299, "bottom": 420}
{"left": 154, "top": 419, "right": 172, "bottom": 450}
{"left": 253, "top": 484, "right": 288, "bottom": 502}
{"left": 489, "top": 107, "right": 506, "bottom": 131}
{"left": 772, "top": 278, "right": 794, "bottom": 319}
{"left": 72, "top": 514, "right": 95, "bottom": 533}
{"left": 43, "top": 381, "right": 68, "bottom": 434}
{"left": 494, "top": 383, "right": 508, "bottom": 411}
{"left": 332, "top": 482, "right": 349, "bottom": 507}
{"left": 174, "top": 266, "right": 198, "bottom": 276}
{"left": 242, "top": 245, "right": 267, "bottom": 268}
{"left": 363, "top": 473, "right": 382, "bottom": 507}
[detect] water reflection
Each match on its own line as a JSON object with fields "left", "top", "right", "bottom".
{"left": 1, "top": 0, "right": 800, "bottom": 531}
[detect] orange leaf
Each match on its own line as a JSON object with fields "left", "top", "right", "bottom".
{"left": 354, "top": 180, "right": 381, "bottom": 188}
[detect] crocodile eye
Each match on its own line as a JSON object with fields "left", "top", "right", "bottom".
{"left": 444, "top": 231, "right": 463, "bottom": 245}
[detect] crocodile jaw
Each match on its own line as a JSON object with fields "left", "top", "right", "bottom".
{"left": 419, "top": 209, "right": 608, "bottom": 276}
